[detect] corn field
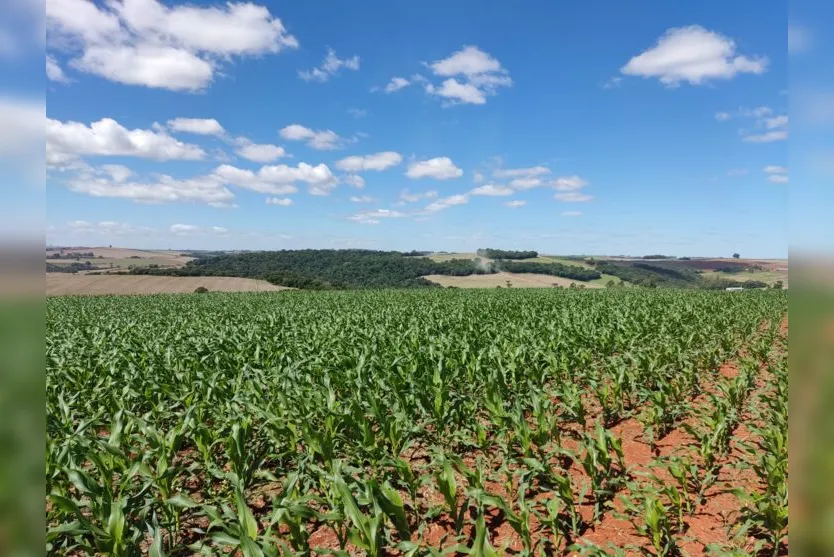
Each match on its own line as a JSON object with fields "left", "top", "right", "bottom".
{"left": 46, "top": 289, "right": 788, "bottom": 556}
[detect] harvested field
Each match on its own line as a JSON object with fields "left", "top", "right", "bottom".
{"left": 46, "top": 274, "right": 288, "bottom": 295}
{"left": 424, "top": 271, "right": 602, "bottom": 288}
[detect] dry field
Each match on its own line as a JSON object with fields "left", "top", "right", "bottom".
{"left": 45, "top": 247, "right": 194, "bottom": 269}
{"left": 46, "top": 275, "right": 289, "bottom": 296}
{"left": 424, "top": 271, "right": 602, "bottom": 289}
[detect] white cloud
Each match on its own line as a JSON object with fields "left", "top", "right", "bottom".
{"left": 348, "top": 208, "right": 406, "bottom": 224}
{"left": 279, "top": 124, "right": 344, "bottom": 150}
{"left": 336, "top": 151, "right": 402, "bottom": 172}
{"left": 266, "top": 197, "right": 293, "bottom": 205}
{"left": 493, "top": 166, "right": 550, "bottom": 179}
{"left": 715, "top": 111, "right": 731, "bottom": 121}
{"left": 170, "top": 223, "right": 198, "bottom": 234}
{"left": 384, "top": 76, "right": 410, "bottom": 93}
{"left": 743, "top": 130, "right": 787, "bottom": 143}
{"left": 398, "top": 188, "right": 437, "bottom": 203}
{"left": 504, "top": 200, "right": 526, "bottom": 209}
{"left": 66, "top": 219, "right": 147, "bottom": 235}
{"left": 554, "top": 192, "right": 593, "bottom": 203}
{"left": 561, "top": 210, "right": 583, "bottom": 217}
{"left": 426, "top": 78, "right": 486, "bottom": 105}
{"left": 349, "top": 195, "right": 375, "bottom": 203}
{"left": 46, "top": 0, "right": 298, "bottom": 91}
{"left": 621, "top": 25, "right": 768, "bottom": 86}
{"left": 235, "top": 140, "right": 286, "bottom": 163}
{"left": 764, "top": 165, "right": 788, "bottom": 183}
{"left": 430, "top": 45, "right": 502, "bottom": 77}
{"left": 66, "top": 171, "right": 234, "bottom": 205}
{"left": 46, "top": 55, "right": 70, "bottom": 83}
{"left": 167, "top": 117, "right": 224, "bottom": 135}
{"left": 552, "top": 175, "right": 589, "bottom": 191}
{"left": 406, "top": 157, "right": 463, "bottom": 180}
{"left": 47, "top": 116, "right": 205, "bottom": 166}
{"left": 215, "top": 162, "right": 333, "bottom": 195}
{"left": 71, "top": 44, "right": 214, "bottom": 91}
{"left": 212, "top": 226, "right": 228, "bottom": 234}
{"left": 299, "top": 48, "right": 359, "bottom": 82}
{"left": 100, "top": 164, "right": 133, "bottom": 182}
{"left": 718, "top": 106, "right": 787, "bottom": 143}
{"left": 342, "top": 174, "right": 365, "bottom": 188}
{"left": 764, "top": 115, "right": 788, "bottom": 129}
{"left": 509, "top": 177, "right": 542, "bottom": 190}
{"left": 471, "top": 184, "right": 513, "bottom": 196}
{"left": 424, "top": 193, "right": 469, "bottom": 213}
{"left": 473, "top": 171, "right": 484, "bottom": 183}
{"left": 347, "top": 108, "right": 367, "bottom": 118}
{"left": 425, "top": 46, "right": 511, "bottom": 105}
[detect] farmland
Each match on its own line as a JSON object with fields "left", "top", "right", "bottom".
{"left": 46, "top": 289, "right": 787, "bottom": 555}
{"left": 46, "top": 275, "right": 289, "bottom": 296}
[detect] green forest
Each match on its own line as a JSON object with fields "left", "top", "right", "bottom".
{"left": 131, "top": 249, "right": 599, "bottom": 289}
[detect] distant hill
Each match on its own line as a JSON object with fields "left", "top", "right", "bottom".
{"left": 131, "top": 249, "right": 599, "bottom": 289}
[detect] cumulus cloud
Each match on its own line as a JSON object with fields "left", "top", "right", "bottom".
{"left": 279, "top": 124, "right": 344, "bottom": 150}
{"left": 743, "top": 130, "right": 787, "bottom": 143}
{"left": 342, "top": 174, "right": 365, "bottom": 188}
{"left": 509, "top": 177, "right": 542, "bottom": 190}
{"left": 266, "top": 196, "right": 293, "bottom": 205}
{"left": 554, "top": 191, "right": 593, "bottom": 203}
{"left": 46, "top": 55, "right": 70, "bottom": 83}
{"left": 170, "top": 223, "right": 198, "bottom": 234}
{"left": 234, "top": 139, "right": 286, "bottom": 162}
{"left": 424, "top": 193, "right": 469, "bottom": 213}
{"left": 349, "top": 195, "right": 375, "bottom": 203}
{"left": 47, "top": 116, "right": 205, "bottom": 167}
{"left": 384, "top": 76, "right": 410, "bottom": 93}
{"left": 561, "top": 210, "right": 583, "bottom": 217}
{"left": 471, "top": 184, "right": 513, "bottom": 196}
{"left": 764, "top": 165, "right": 788, "bottom": 183}
{"left": 621, "top": 25, "right": 768, "bottom": 86}
{"left": 504, "top": 200, "right": 526, "bottom": 208}
{"left": 215, "top": 161, "right": 334, "bottom": 195}
{"left": 552, "top": 175, "right": 589, "bottom": 191}
{"left": 298, "top": 48, "right": 360, "bottom": 82}
{"left": 398, "top": 188, "right": 438, "bottom": 204}
{"left": 46, "top": 0, "right": 298, "bottom": 91}
{"left": 424, "top": 46, "right": 511, "bottom": 105}
{"left": 406, "top": 157, "right": 463, "bottom": 180}
{"left": 493, "top": 166, "right": 550, "bottom": 179}
{"left": 336, "top": 151, "right": 402, "bottom": 172}
{"left": 167, "top": 117, "right": 225, "bottom": 135}
{"left": 348, "top": 208, "right": 406, "bottom": 224}
{"left": 66, "top": 171, "right": 235, "bottom": 206}
{"left": 717, "top": 105, "right": 788, "bottom": 143}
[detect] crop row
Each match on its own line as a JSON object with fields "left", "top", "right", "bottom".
{"left": 46, "top": 289, "right": 787, "bottom": 555}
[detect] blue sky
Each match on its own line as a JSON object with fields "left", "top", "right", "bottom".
{"left": 8, "top": 0, "right": 792, "bottom": 255}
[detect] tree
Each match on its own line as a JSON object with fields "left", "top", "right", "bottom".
{"left": 606, "top": 280, "right": 615, "bottom": 288}
{"left": 773, "top": 280, "right": 784, "bottom": 290}
{"left": 194, "top": 286, "right": 209, "bottom": 294}
{"left": 732, "top": 253, "right": 740, "bottom": 259}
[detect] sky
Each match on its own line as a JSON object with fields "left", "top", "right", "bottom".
{"left": 2, "top": 0, "right": 791, "bottom": 256}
